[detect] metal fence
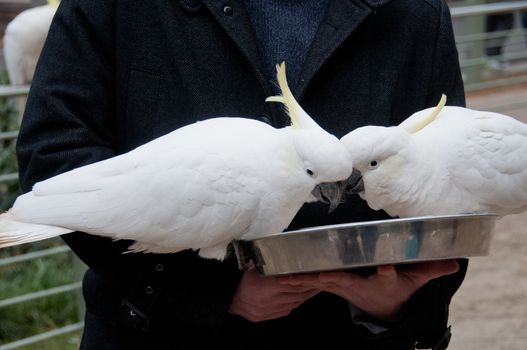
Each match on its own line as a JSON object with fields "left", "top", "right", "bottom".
{"left": 0, "top": 1, "right": 527, "bottom": 349}
{"left": 0, "top": 247, "right": 84, "bottom": 349}
{"left": 451, "top": 1, "right": 527, "bottom": 91}
{"left": 0, "top": 86, "right": 85, "bottom": 350}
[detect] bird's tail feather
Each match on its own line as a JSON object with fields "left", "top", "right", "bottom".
{"left": 0, "top": 211, "right": 72, "bottom": 248}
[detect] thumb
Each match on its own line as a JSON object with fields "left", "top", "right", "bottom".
{"left": 404, "top": 260, "right": 460, "bottom": 286}
{"left": 376, "top": 265, "right": 397, "bottom": 280}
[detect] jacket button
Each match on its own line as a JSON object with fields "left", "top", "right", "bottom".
{"left": 145, "top": 286, "right": 154, "bottom": 295}
{"left": 155, "top": 263, "right": 164, "bottom": 272}
{"left": 223, "top": 5, "right": 233, "bottom": 15}
{"left": 257, "top": 114, "right": 272, "bottom": 125}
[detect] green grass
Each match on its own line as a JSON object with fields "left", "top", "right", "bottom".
{"left": 0, "top": 71, "right": 82, "bottom": 349}
{"left": 16, "top": 332, "right": 82, "bottom": 350}
{"left": 0, "top": 239, "right": 83, "bottom": 349}
{"left": 0, "top": 242, "right": 83, "bottom": 349}
{"left": 0, "top": 70, "right": 20, "bottom": 210}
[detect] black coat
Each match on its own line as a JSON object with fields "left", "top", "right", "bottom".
{"left": 16, "top": 0, "right": 467, "bottom": 348}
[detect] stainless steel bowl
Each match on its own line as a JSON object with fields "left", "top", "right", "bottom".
{"left": 237, "top": 214, "right": 497, "bottom": 276}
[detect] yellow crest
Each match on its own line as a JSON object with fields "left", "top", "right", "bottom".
{"left": 265, "top": 62, "right": 301, "bottom": 128}
{"left": 400, "top": 94, "right": 447, "bottom": 134}
{"left": 47, "top": 0, "right": 60, "bottom": 8}
{"left": 265, "top": 62, "right": 325, "bottom": 131}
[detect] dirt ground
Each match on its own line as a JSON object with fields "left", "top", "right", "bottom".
{"left": 449, "top": 212, "right": 527, "bottom": 350}
{"left": 447, "top": 86, "right": 527, "bottom": 350}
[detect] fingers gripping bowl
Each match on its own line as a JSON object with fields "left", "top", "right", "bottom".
{"left": 235, "top": 214, "right": 496, "bottom": 276}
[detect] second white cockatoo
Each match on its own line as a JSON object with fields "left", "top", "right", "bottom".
{"left": 0, "top": 62, "right": 353, "bottom": 260}
{"left": 3, "top": 0, "right": 59, "bottom": 119}
{"left": 3, "top": 0, "right": 59, "bottom": 85}
{"left": 321, "top": 95, "right": 527, "bottom": 218}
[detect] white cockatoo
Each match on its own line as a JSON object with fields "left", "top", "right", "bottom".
{"left": 3, "top": 0, "right": 59, "bottom": 119}
{"left": 3, "top": 0, "right": 59, "bottom": 85}
{"left": 0, "top": 62, "right": 353, "bottom": 260}
{"left": 326, "top": 95, "right": 527, "bottom": 218}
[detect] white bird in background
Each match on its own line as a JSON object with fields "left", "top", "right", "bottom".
{"left": 0, "top": 62, "right": 353, "bottom": 260}
{"left": 3, "top": 0, "right": 58, "bottom": 85}
{"left": 3, "top": 0, "right": 59, "bottom": 117}
{"left": 322, "top": 95, "right": 527, "bottom": 218}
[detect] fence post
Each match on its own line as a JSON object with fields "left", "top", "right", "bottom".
{"left": 463, "top": 0, "right": 486, "bottom": 86}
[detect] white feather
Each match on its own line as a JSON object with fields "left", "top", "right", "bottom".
{"left": 341, "top": 105, "right": 527, "bottom": 217}
{"left": 1, "top": 64, "right": 353, "bottom": 260}
{"left": 0, "top": 211, "right": 71, "bottom": 248}
{"left": 3, "top": 5, "right": 57, "bottom": 85}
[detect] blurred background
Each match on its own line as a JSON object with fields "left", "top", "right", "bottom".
{"left": 0, "top": 0, "right": 526, "bottom": 349}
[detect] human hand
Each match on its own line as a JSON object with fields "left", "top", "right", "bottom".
{"left": 229, "top": 269, "right": 320, "bottom": 322}
{"left": 277, "top": 260, "right": 459, "bottom": 322}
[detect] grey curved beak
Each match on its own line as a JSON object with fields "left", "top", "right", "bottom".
{"left": 311, "top": 169, "right": 364, "bottom": 213}
{"left": 346, "top": 168, "right": 364, "bottom": 194}
{"left": 311, "top": 181, "right": 347, "bottom": 213}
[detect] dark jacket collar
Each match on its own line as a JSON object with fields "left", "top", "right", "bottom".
{"left": 196, "top": 0, "right": 394, "bottom": 97}
{"left": 297, "top": 0, "right": 372, "bottom": 97}
{"left": 201, "top": 0, "right": 270, "bottom": 95}
{"left": 361, "top": 0, "right": 393, "bottom": 7}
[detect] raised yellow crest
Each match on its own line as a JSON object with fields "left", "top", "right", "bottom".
{"left": 47, "top": 0, "right": 60, "bottom": 8}
{"left": 265, "top": 62, "right": 323, "bottom": 131}
{"left": 400, "top": 94, "right": 447, "bottom": 134}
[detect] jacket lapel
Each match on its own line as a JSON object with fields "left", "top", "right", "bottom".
{"left": 201, "top": 0, "right": 270, "bottom": 95}
{"left": 297, "top": 0, "right": 392, "bottom": 98}
{"left": 200, "top": 0, "right": 393, "bottom": 98}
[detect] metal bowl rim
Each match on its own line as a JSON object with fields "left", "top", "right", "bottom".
{"left": 244, "top": 213, "right": 498, "bottom": 241}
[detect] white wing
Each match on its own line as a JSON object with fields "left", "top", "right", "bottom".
{"left": 434, "top": 108, "right": 527, "bottom": 214}
{"left": 11, "top": 118, "right": 276, "bottom": 252}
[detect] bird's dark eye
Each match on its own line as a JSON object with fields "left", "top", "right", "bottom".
{"left": 306, "top": 169, "right": 314, "bottom": 176}
{"left": 370, "top": 160, "right": 378, "bottom": 168}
